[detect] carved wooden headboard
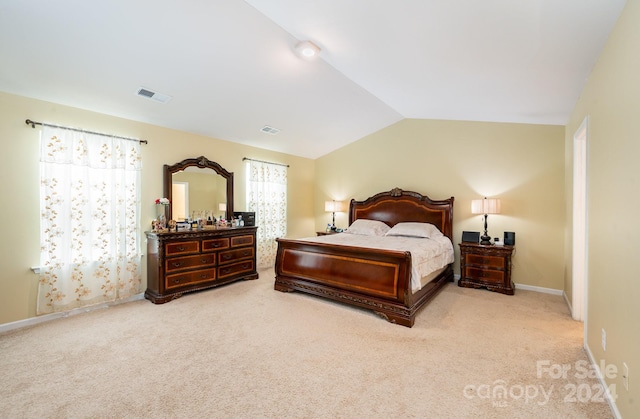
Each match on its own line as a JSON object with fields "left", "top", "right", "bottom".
{"left": 348, "top": 188, "right": 454, "bottom": 240}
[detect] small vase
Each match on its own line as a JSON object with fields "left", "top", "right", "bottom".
{"left": 156, "top": 205, "right": 167, "bottom": 230}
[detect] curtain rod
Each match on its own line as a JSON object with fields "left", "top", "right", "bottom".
{"left": 25, "top": 119, "right": 148, "bottom": 144}
{"left": 242, "top": 157, "right": 289, "bottom": 167}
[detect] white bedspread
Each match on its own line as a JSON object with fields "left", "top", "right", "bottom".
{"left": 298, "top": 233, "right": 454, "bottom": 292}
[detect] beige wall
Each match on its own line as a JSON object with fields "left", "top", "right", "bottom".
{"left": 314, "top": 118, "right": 566, "bottom": 290}
{"left": 0, "top": 91, "right": 316, "bottom": 325}
{"left": 565, "top": 0, "right": 640, "bottom": 415}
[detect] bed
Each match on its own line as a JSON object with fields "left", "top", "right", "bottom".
{"left": 274, "top": 188, "right": 455, "bottom": 327}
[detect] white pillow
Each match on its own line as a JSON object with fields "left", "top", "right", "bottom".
{"left": 385, "top": 222, "right": 443, "bottom": 239}
{"left": 345, "top": 219, "right": 391, "bottom": 236}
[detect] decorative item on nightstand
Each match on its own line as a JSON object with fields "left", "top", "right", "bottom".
{"left": 471, "top": 197, "right": 501, "bottom": 245}
{"left": 324, "top": 200, "right": 345, "bottom": 231}
{"left": 504, "top": 231, "right": 516, "bottom": 246}
{"left": 462, "top": 231, "right": 480, "bottom": 243}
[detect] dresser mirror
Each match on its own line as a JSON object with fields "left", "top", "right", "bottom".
{"left": 163, "top": 156, "right": 234, "bottom": 222}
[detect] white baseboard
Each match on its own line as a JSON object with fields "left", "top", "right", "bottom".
{"left": 0, "top": 293, "right": 144, "bottom": 334}
{"left": 584, "top": 343, "right": 622, "bottom": 418}
{"left": 563, "top": 290, "right": 574, "bottom": 313}
{"left": 454, "top": 275, "right": 563, "bottom": 296}
{"left": 514, "top": 283, "right": 563, "bottom": 296}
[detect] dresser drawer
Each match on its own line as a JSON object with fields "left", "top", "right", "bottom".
{"left": 231, "top": 235, "right": 254, "bottom": 247}
{"left": 218, "top": 260, "right": 254, "bottom": 279}
{"left": 466, "top": 254, "right": 504, "bottom": 269}
{"left": 219, "top": 247, "right": 254, "bottom": 265}
{"left": 165, "top": 241, "right": 200, "bottom": 256}
{"left": 465, "top": 267, "right": 504, "bottom": 284}
{"left": 202, "top": 238, "right": 229, "bottom": 252}
{"left": 166, "top": 268, "right": 216, "bottom": 289}
{"left": 165, "top": 254, "right": 216, "bottom": 273}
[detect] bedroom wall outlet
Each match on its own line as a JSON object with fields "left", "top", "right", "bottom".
{"left": 601, "top": 328, "right": 606, "bottom": 351}
{"left": 623, "top": 362, "right": 629, "bottom": 391}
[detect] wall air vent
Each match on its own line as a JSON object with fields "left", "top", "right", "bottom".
{"left": 260, "top": 125, "right": 280, "bottom": 135}
{"left": 136, "top": 87, "right": 172, "bottom": 104}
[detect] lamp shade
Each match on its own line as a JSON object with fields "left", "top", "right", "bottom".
{"left": 325, "top": 200, "right": 344, "bottom": 212}
{"left": 471, "top": 198, "right": 501, "bottom": 215}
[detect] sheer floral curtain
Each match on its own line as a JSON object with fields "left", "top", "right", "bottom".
{"left": 38, "top": 125, "right": 142, "bottom": 315}
{"left": 246, "top": 160, "right": 287, "bottom": 268}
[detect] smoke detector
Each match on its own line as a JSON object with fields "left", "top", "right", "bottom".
{"left": 136, "top": 87, "right": 172, "bottom": 104}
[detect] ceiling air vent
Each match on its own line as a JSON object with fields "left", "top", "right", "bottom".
{"left": 136, "top": 87, "right": 172, "bottom": 104}
{"left": 137, "top": 88, "right": 154, "bottom": 98}
{"left": 260, "top": 125, "right": 280, "bottom": 135}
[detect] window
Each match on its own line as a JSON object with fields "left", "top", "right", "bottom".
{"left": 245, "top": 159, "right": 287, "bottom": 268}
{"left": 38, "top": 125, "right": 142, "bottom": 314}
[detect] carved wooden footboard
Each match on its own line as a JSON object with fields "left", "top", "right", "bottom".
{"left": 274, "top": 238, "right": 453, "bottom": 326}
{"left": 273, "top": 188, "right": 455, "bottom": 327}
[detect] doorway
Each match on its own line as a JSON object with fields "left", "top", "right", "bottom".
{"left": 171, "top": 181, "right": 189, "bottom": 221}
{"left": 572, "top": 116, "right": 589, "bottom": 323}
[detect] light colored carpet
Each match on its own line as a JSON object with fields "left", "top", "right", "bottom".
{"left": 0, "top": 268, "right": 613, "bottom": 418}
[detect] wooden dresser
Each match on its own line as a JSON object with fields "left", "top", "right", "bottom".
{"left": 145, "top": 226, "right": 258, "bottom": 303}
{"left": 458, "top": 242, "right": 515, "bottom": 295}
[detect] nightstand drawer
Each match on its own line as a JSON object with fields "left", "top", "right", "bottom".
{"left": 458, "top": 242, "right": 514, "bottom": 295}
{"left": 466, "top": 254, "right": 504, "bottom": 269}
{"left": 465, "top": 267, "right": 505, "bottom": 284}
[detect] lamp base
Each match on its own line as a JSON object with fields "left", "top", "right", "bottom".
{"left": 480, "top": 235, "right": 492, "bottom": 245}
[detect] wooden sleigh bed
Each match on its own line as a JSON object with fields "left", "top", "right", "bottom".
{"left": 274, "top": 188, "right": 455, "bottom": 327}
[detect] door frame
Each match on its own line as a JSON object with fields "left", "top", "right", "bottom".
{"left": 572, "top": 116, "right": 589, "bottom": 324}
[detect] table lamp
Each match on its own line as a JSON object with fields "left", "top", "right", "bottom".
{"left": 471, "top": 197, "right": 501, "bottom": 245}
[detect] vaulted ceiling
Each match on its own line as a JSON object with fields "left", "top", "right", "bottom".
{"left": 0, "top": 1, "right": 626, "bottom": 158}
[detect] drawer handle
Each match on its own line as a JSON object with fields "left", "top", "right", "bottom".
{"left": 200, "top": 273, "right": 210, "bottom": 279}
{"left": 241, "top": 263, "right": 249, "bottom": 269}
{"left": 222, "top": 254, "right": 232, "bottom": 260}
{"left": 172, "top": 262, "right": 183, "bottom": 268}
{"left": 177, "top": 246, "right": 185, "bottom": 251}
{"left": 172, "top": 278, "right": 181, "bottom": 284}
{"left": 201, "top": 258, "right": 210, "bottom": 263}
{"left": 242, "top": 251, "right": 251, "bottom": 256}
{"left": 221, "top": 268, "right": 230, "bottom": 275}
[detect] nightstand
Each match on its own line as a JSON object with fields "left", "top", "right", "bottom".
{"left": 458, "top": 242, "right": 515, "bottom": 295}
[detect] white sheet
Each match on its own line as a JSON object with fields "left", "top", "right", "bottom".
{"left": 298, "top": 233, "right": 454, "bottom": 292}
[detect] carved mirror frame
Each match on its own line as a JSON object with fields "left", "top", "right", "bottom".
{"left": 163, "top": 156, "right": 234, "bottom": 221}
